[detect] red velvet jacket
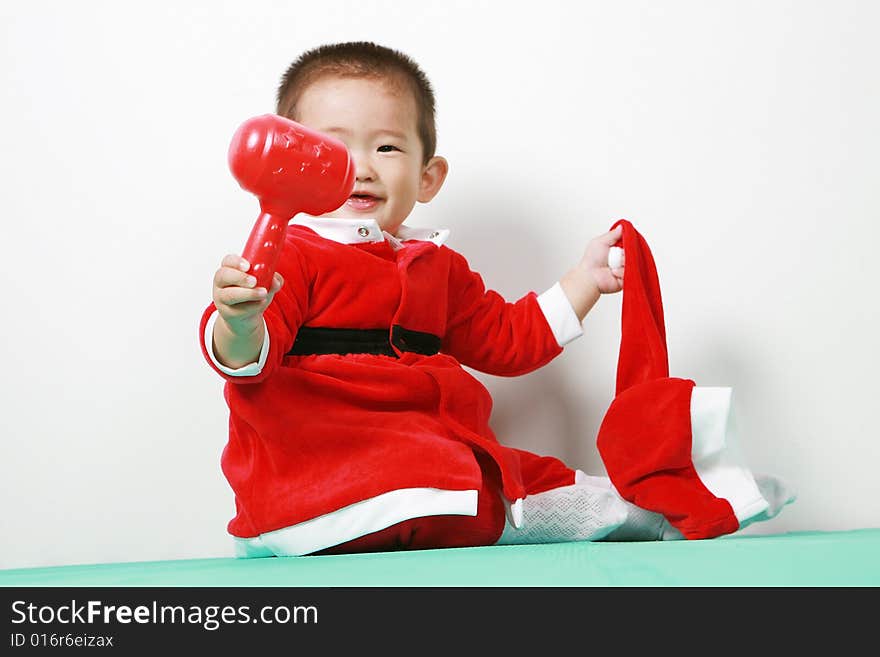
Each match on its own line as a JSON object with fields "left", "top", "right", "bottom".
{"left": 199, "top": 219, "right": 569, "bottom": 539}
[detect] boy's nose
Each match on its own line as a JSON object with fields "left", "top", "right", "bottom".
{"left": 351, "top": 151, "right": 376, "bottom": 181}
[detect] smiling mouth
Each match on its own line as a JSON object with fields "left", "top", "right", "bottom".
{"left": 346, "top": 194, "right": 382, "bottom": 210}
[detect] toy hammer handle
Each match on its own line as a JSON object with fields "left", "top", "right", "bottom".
{"left": 241, "top": 211, "right": 287, "bottom": 291}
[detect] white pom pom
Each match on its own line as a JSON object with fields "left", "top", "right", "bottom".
{"left": 608, "top": 246, "right": 624, "bottom": 270}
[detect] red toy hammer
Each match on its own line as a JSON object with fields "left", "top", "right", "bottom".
{"left": 228, "top": 114, "right": 356, "bottom": 290}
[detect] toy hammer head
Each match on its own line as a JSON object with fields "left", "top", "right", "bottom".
{"left": 227, "top": 114, "right": 356, "bottom": 290}
{"left": 228, "top": 113, "right": 355, "bottom": 218}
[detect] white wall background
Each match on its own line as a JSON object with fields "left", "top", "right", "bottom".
{"left": 1, "top": 0, "right": 878, "bottom": 570}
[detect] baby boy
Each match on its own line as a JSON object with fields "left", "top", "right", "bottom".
{"left": 198, "top": 42, "right": 711, "bottom": 557}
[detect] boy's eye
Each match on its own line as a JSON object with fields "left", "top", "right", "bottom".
{"left": 377, "top": 145, "right": 400, "bottom": 153}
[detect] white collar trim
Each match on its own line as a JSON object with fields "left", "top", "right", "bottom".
{"left": 291, "top": 215, "right": 450, "bottom": 248}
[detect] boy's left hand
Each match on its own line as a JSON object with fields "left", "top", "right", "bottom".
{"left": 578, "top": 225, "right": 625, "bottom": 294}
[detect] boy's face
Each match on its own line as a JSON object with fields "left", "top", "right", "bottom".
{"left": 294, "top": 75, "right": 446, "bottom": 235}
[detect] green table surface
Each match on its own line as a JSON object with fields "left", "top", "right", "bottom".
{"left": 1, "top": 529, "right": 877, "bottom": 587}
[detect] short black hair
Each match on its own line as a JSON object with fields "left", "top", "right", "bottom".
{"left": 276, "top": 42, "right": 437, "bottom": 163}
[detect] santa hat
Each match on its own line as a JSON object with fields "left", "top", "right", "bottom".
{"left": 597, "top": 219, "right": 792, "bottom": 539}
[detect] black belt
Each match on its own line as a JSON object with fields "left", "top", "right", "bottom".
{"left": 286, "top": 326, "right": 441, "bottom": 357}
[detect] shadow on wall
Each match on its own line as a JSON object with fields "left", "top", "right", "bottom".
{"left": 435, "top": 180, "right": 609, "bottom": 474}
{"left": 676, "top": 328, "right": 805, "bottom": 486}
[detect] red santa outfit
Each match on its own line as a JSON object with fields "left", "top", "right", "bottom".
{"left": 199, "top": 216, "right": 586, "bottom": 557}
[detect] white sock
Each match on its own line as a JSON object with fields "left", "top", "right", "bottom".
{"left": 495, "top": 482, "right": 629, "bottom": 545}
{"left": 580, "top": 472, "right": 796, "bottom": 540}
{"left": 737, "top": 473, "right": 797, "bottom": 531}
{"left": 577, "top": 473, "right": 683, "bottom": 541}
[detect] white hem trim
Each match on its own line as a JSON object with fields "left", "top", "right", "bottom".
{"left": 233, "top": 487, "right": 478, "bottom": 557}
{"left": 205, "top": 311, "right": 269, "bottom": 377}
{"left": 690, "top": 387, "right": 769, "bottom": 524}
{"left": 537, "top": 282, "right": 584, "bottom": 347}
{"left": 500, "top": 497, "right": 524, "bottom": 529}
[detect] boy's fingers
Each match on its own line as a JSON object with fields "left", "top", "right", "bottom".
{"left": 217, "top": 285, "right": 267, "bottom": 307}
{"left": 221, "top": 254, "right": 251, "bottom": 272}
{"left": 602, "top": 225, "right": 623, "bottom": 244}
{"left": 214, "top": 266, "right": 258, "bottom": 290}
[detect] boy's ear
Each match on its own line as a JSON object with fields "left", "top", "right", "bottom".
{"left": 417, "top": 156, "right": 449, "bottom": 203}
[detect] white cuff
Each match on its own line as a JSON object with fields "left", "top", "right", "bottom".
{"left": 537, "top": 282, "right": 584, "bottom": 347}
{"left": 690, "top": 387, "right": 770, "bottom": 524}
{"left": 205, "top": 311, "right": 270, "bottom": 377}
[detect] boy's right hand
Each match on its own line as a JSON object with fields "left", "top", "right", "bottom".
{"left": 212, "top": 254, "right": 284, "bottom": 335}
